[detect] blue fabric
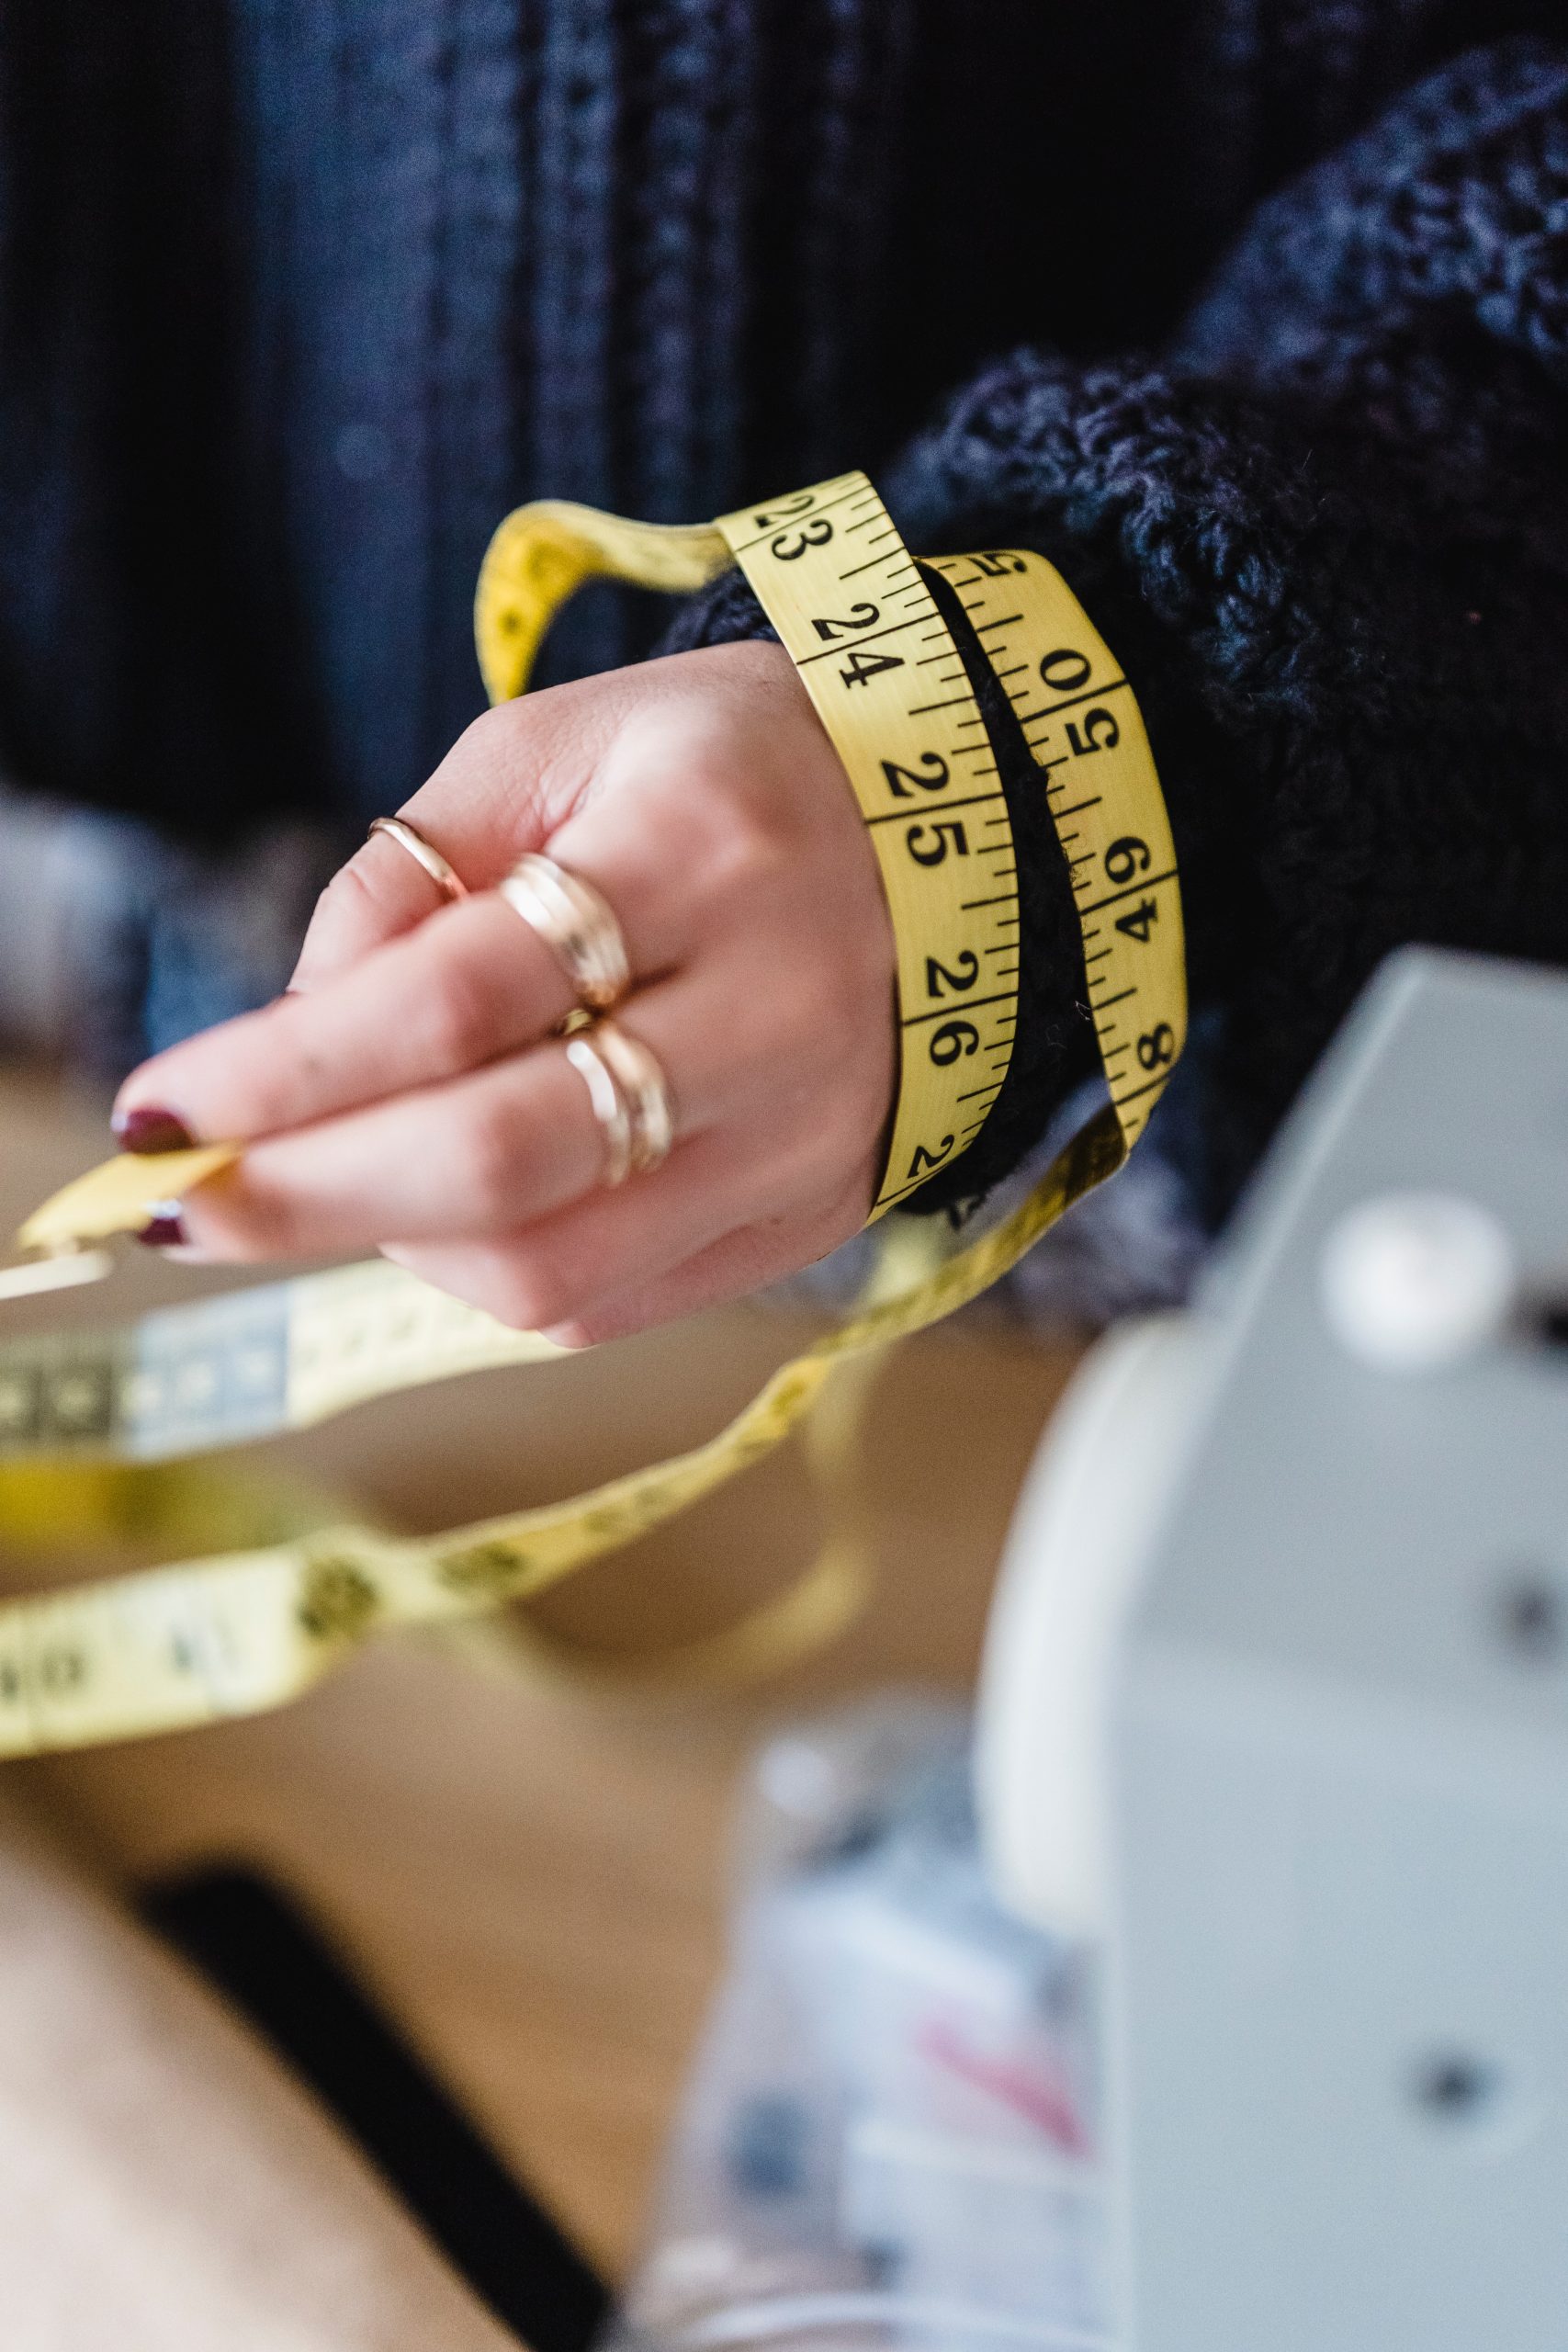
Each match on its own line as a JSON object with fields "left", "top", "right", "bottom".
{"left": 3, "top": 0, "right": 1546, "bottom": 833}
{"left": 672, "top": 33, "right": 1568, "bottom": 1216}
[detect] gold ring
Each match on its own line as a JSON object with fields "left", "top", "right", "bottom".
{"left": 590, "top": 1019, "right": 674, "bottom": 1175}
{"left": 564, "top": 1035, "right": 634, "bottom": 1189}
{"left": 499, "top": 853, "right": 630, "bottom": 1012}
{"left": 367, "top": 817, "right": 469, "bottom": 904}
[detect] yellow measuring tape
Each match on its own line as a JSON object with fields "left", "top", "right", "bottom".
{"left": 479, "top": 471, "right": 1182, "bottom": 1209}
{"left": 0, "top": 472, "right": 1183, "bottom": 1754}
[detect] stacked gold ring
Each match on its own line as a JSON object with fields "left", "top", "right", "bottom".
{"left": 494, "top": 851, "right": 671, "bottom": 1188}
{"left": 364, "top": 826, "right": 671, "bottom": 1195}
{"left": 498, "top": 853, "right": 630, "bottom": 1012}
{"left": 562, "top": 1035, "right": 635, "bottom": 1189}
{"left": 494, "top": 852, "right": 671, "bottom": 1189}
{"left": 588, "top": 1020, "right": 674, "bottom": 1176}
{"left": 562, "top": 1021, "right": 674, "bottom": 1189}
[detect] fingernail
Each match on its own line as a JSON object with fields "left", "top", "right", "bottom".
{"left": 136, "top": 1211, "right": 188, "bottom": 1250}
{"left": 113, "top": 1105, "right": 195, "bottom": 1155}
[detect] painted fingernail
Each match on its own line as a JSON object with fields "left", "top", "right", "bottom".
{"left": 136, "top": 1212, "right": 188, "bottom": 1250}
{"left": 113, "top": 1105, "right": 195, "bottom": 1155}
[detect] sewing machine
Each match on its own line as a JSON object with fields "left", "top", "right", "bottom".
{"left": 978, "top": 948, "right": 1568, "bottom": 2351}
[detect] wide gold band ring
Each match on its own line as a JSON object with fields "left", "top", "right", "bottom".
{"left": 591, "top": 1019, "right": 674, "bottom": 1176}
{"left": 367, "top": 816, "right": 469, "bottom": 904}
{"left": 563, "top": 1034, "right": 634, "bottom": 1189}
{"left": 499, "top": 853, "right": 630, "bottom": 1013}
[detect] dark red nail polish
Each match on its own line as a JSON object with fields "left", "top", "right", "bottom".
{"left": 136, "top": 1212, "right": 188, "bottom": 1250}
{"left": 113, "top": 1105, "right": 194, "bottom": 1155}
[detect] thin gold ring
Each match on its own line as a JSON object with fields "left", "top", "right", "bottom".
{"left": 564, "top": 1035, "right": 634, "bottom": 1189}
{"left": 367, "top": 817, "right": 469, "bottom": 904}
{"left": 590, "top": 1018, "right": 674, "bottom": 1175}
{"left": 499, "top": 852, "right": 630, "bottom": 1012}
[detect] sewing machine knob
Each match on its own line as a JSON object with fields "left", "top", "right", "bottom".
{"left": 1319, "top": 1191, "right": 1516, "bottom": 1372}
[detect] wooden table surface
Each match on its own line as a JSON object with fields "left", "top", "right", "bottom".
{"left": 0, "top": 1073, "right": 1083, "bottom": 2279}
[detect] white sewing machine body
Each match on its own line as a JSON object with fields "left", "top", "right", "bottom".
{"left": 979, "top": 948, "right": 1568, "bottom": 2351}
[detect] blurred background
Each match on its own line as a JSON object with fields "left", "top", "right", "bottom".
{"left": 0, "top": 1070, "right": 1087, "bottom": 2293}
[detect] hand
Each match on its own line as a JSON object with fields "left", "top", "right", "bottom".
{"left": 112, "top": 642, "right": 897, "bottom": 1342}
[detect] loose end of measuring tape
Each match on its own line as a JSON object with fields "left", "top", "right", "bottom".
{"left": 16, "top": 1143, "right": 243, "bottom": 1258}
{"left": 0, "top": 1250, "right": 115, "bottom": 1304}
{"left": 474, "top": 500, "right": 729, "bottom": 704}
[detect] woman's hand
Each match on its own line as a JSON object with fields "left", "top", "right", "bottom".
{"left": 111, "top": 642, "right": 897, "bottom": 1343}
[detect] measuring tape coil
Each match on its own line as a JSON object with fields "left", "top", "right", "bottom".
{"left": 476, "top": 471, "right": 1184, "bottom": 1214}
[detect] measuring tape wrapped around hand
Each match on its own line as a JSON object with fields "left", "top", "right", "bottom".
{"left": 0, "top": 472, "right": 1184, "bottom": 1754}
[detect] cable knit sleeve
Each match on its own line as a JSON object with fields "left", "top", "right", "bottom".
{"left": 668, "top": 36, "right": 1568, "bottom": 1220}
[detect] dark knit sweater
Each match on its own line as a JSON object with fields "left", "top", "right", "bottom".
{"left": 3, "top": 4, "right": 1568, "bottom": 1217}
{"left": 671, "top": 31, "right": 1568, "bottom": 1214}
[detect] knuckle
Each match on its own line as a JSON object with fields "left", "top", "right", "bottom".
{"left": 640, "top": 751, "right": 784, "bottom": 890}
{"left": 696, "top": 797, "right": 790, "bottom": 910}
{"left": 293, "top": 857, "right": 393, "bottom": 978}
